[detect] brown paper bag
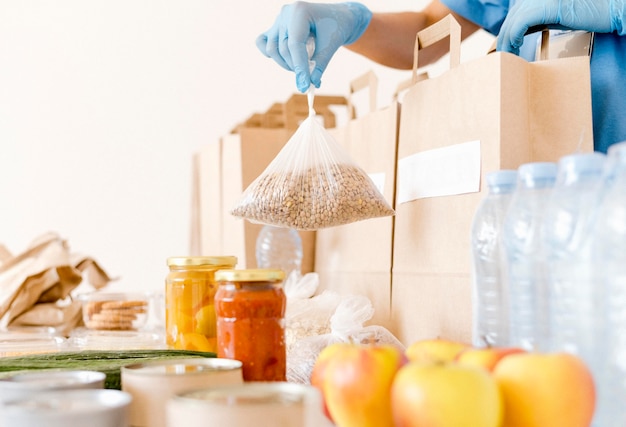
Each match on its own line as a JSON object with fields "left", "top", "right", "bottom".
{"left": 0, "top": 232, "right": 114, "bottom": 331}
{"left": 314, "top": 71, "right": 400, "bottom": 330}
{"left": 390, "top": 16, "right": 593, "bottom": 345}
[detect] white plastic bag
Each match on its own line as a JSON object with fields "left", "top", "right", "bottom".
{"left": 231, "top": 93, "right": 394, "bottom": 230}
{"left": 284, "top": 273, "right": 342, "bottom": 353}
{"left": 286, "top": 294, "right": 405, "bottom": 384}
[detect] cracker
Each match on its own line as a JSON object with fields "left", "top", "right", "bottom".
{"left": 92, "top": 312, "right": 138, "bottom": 322}
{"left": 84, "top": 298, "right": 148, "bottom": 331}
{"left": 101, "top": 300, "right": 147, "bottom": 310}
{"left": 86, "top": 319, "right": 134, "bottom": 331}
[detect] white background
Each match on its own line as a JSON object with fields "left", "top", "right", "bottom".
{"left": 0, "top": 1, "right": 493, "bottom": 293}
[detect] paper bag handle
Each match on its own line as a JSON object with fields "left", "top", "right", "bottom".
{"left": 347, "top": 70, "right": 378, "bottom": 118}
{"left": 539, "top": 29, "right": 550, "bottom": 61}
{"left": 412, "top": 14, "right": 461, "bottom": 83}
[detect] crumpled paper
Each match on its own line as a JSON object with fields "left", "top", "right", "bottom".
{"left": 0, "top": 232, "right": 115, "bottom": 334}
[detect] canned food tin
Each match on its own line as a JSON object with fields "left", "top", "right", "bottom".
{"left": 121, "top": 358, "right": 243, "bottom": 427}
{"left": 0, "top": 370, "right": 105, "bottom": 403}
{"left": 165, "top": 256, "right": 237, "bottom": 352}
{"left": 214, "top": 269, "right": 287, "bottom": 381}
{"left": 167, "top": 382, "right": 329, "bottom": 427}
{"left": 0, "top": 389, "right": 131, "bottom": 427}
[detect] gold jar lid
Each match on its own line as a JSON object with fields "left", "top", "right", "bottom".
{"left": 214, "top": 269, "right": 285, "bottom": 282}
{"left": 167, "top": 256, "right": 238, "bottom": 267}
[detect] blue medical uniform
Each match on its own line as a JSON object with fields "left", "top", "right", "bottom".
{"left": 441, "top": 0, "right": 626, "bottom": 153}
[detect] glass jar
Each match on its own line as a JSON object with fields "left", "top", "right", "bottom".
{"left": 165, "top": 256, "right": 237, "bottom": 352}
{"left": 214, "top": 269, "right": 287, "bottom": 381}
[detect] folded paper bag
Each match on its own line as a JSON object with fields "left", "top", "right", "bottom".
{"left": 0, "top": 232, "right": 115, "bottom": 331}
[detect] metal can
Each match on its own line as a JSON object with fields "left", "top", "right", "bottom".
{"left": 165, "top": 256, "right": 237, "bottom": 352}
{"left": 214, "top": 269, "right": 287, "bottom": 381}
{"left": 167, "top": 382, "right": 328, "bottom": 427}
{"left": 0, "top": 389, "right": 131, "bottom": 427}
{"left": 0, "top": 370, "right": 105, "bottom": 403}
{"left": 122, "top": 358, "right": 243, "bottom": 427}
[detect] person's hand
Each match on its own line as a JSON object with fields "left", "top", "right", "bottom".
{"left": 497, "top": 0, "right": 626, "bottom": 55}
{"left": 256, "top": 2, "right": 372, "bottom": 93}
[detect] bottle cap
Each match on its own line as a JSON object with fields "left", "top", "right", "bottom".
{"left": 214, "top": 269, "right": 286, "bottom": 283}
{"left": 608, "top": 140, "right": 626, "bottom": 159}
{"left": 558, "top": 152, "right": 606, "bottom": 179}
{"left": 518, "top": 162, "right": 557, "bottom": 188}
{"left": 167, "top": 256, "right": 238, "bottom": 267}
{"left": 486, "top": 170, "right": 517, "bottom": 190}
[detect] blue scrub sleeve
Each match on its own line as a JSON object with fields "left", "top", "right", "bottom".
{"left": 440, "top": 0, "right": 509, "bottom": 36}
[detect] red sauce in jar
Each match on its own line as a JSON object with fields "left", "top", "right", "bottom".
{"left": 214, "top": 269, "right": 286, "bottom": 382}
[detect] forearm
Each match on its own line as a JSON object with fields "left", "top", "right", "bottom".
{"left": 346, "top": 3, "right": 481, "bottom": 69}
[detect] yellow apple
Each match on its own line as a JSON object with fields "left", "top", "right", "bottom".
{"left": 391, "top": 361, "right": 503, "bottom": 427}
{"left": 310, "top": 342, "right": 407, "bottom": 427}
{"left": 493, "top": 352, "right": 595, "bottom": 427}
{"left": 455, "top": 346, "right": 526, "bottom": 372}
{"left": 405, "top": 338, "right": 469, "bottom": 364}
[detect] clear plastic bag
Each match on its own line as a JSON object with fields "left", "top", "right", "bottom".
{"left": 286, "top": 293, "right": 405, "bottom": 384}
{"left": 284, "top": 273, "right": 342, "bottom": 353}
{"left": 231, "top": 92, "right": 394, "bottom": 231}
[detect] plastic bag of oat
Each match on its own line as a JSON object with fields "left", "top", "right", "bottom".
{"left": 230, "top": 91, "right": 394, "bottom": 231}
{"left": 286, "top": 294, "right": 405, "bottom": 384}
{"left": 284, "top": 273, "right": 342, "bottom": 353}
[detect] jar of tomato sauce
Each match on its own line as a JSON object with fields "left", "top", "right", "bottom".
{"left": 165, "top": 256, "right": 237, "bottom": 353}
{"left": 214, "top": 269, "right": 287, "bottom": 382}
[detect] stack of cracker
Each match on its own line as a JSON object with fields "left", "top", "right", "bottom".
{"left": 84, "top": 299, "right": 148, "bottom": 331}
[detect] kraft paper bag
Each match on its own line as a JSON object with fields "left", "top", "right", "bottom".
{"left": 390, "top": 16, "right": 594, "bottom": 345}
{"left": 0, "top": 232, "right": 114, "bottom": 331}
{"left": 314, "top": 70, "right": 399, "bottom": 330}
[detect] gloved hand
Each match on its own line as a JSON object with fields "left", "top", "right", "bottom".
{"left": 497, "top": 0, "right": 626, "bottom": 55}
{"left": 256, "top": 2, "right": 372, "bottom": 93}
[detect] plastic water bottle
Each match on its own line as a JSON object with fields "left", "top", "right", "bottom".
{"left": 541, "top": 153, "right": 606, "bottom": 427}
{"left": 501, "top": 162, "right": 557, "bottom": 352}
{"left": 542, "top": 153, "right": 606, "bottom": 361}
{"left": 256, "top": 225, "right": 303, "bottom": 283}
{"left": 470, "top": 169, "right": 517, "bottom": 348}
{"left": 593, "top": 142, "right": 626, "bottom": 427}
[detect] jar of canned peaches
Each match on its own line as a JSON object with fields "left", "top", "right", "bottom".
{"left": 214, "top": 269, "right": 287, "bottom": 382}
{"left": 165, "top": 256, "right": 237, "bottom": 352}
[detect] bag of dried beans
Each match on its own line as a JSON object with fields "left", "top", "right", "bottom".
{"left": 230, "top": 92, "right": 394, "bottom": 230}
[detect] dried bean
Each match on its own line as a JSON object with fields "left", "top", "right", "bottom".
{"left": 231, "top": 164, "right": 394, "bottom": 230}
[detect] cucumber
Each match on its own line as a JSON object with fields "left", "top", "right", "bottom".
{"left": 0, "top": 349, "right": 216, "bottom": 389}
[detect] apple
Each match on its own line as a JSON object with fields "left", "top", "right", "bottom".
{"left": 455, "top": 346, "right": 526, "bottom": 372}
{"left": 391, "top": 361, "right": 503, "bottom": 427}
{"left": 493, "top": 352, "right": 595, "bottom": 427}
{"left": 310, "top": 342, "right": 407, "bottom": 427}
{"left": 405, "top": 338, "right": 469, "bottom": 364}
{"left": 310, "top": 342, "right": 344, "bottom": 421}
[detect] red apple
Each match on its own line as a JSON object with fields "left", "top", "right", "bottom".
{"left": 310, "top": 342, "right": 343, "bottom": 421}
{"left": 391, "top": 361, "right": 503, "bottom": 427}
{"left": 493, "top": 352, "right": 595, "bottom": 427}
{"left": 455, "top": 346, "right": 526, "bottom": 372}
{"left": 310, "top": 342, "right": 407, "bottom": 427}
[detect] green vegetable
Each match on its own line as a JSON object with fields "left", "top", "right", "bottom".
{"left": 0, "top": 349, "right": 216, "bottom": 389}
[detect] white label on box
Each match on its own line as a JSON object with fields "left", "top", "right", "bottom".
{"left": 367, "top": 172, "right": 386, "bottom": 195}
{"left": 397, "top": 140, "right": 481, "bottom": 204}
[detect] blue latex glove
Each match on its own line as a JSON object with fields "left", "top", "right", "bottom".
{"left": 498, "top": 0, "right": 626, "bottom": 55}
{"left": 256, "top": 2, "right": 372, "bottom": 93}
